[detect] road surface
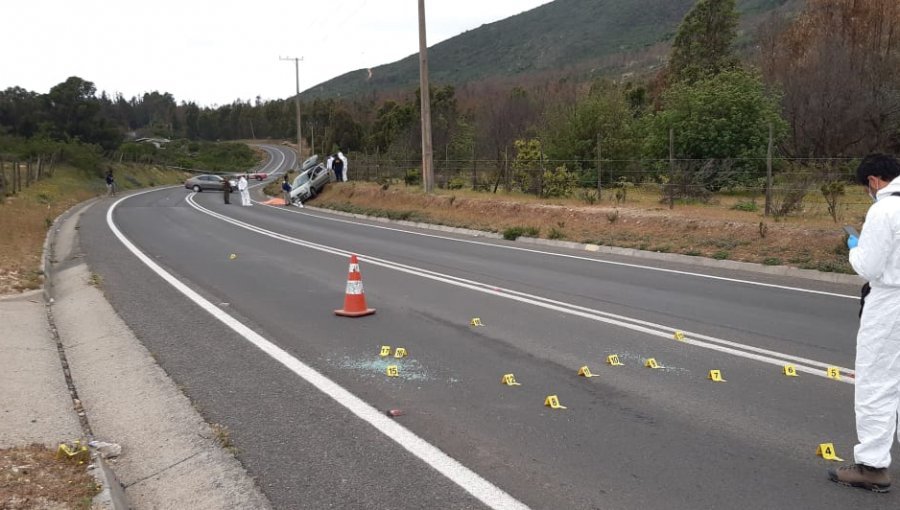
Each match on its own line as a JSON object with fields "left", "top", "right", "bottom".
{"left": 75, "top": 145, "right": 896, "bottom": 509}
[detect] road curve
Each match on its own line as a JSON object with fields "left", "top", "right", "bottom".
{"left": 75, "top": 145, "right": 895, "bottom": 509}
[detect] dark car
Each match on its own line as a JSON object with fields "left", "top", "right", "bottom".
{"left": 184, "top": 174, "right": 235, "bottom": 192}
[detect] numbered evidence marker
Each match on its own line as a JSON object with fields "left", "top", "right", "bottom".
{"left": 783, "top": 364, "right": 799, "bottom": 377}
{"left": 544, "top": 395, "right": 567, "bottom": 410}
{"left": 577, "top": 366, "right": 599, "bottom": 378}
{"left": 379, "top": 346, "right": 392, "bottom": 357}
{"left": 707, "top": 369, "right": 726, "bottom": 382}
{"left": 826, "top": 366, "right": 841, "bottom": 380}
{"left": 470, "top": 317, "right": 484, "bottom": 327}
{"left": 606, "top": 354, "right": 624, "bottom": 366}
{"left": 673, "top": 330, "right": 686, "bottom": 341}
{"left": 386, "top": 365, "right": 399, "bottom": 377}
{"left": 816, "top": 443, "right": 844, "bottom": 462}
{"left": 394, "top": 347, "right": 408, "bottom": 359}
{"left": 644, "top": 358, "right": 660, "bottom": 369}
{"left": 501, "top": 373, "right": 521, "bottom": 386}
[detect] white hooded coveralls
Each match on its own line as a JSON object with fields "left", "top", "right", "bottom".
{"left": 238, "top": 176, "right": 251, "bottom": 206}
{"left": 338, "top": 152, "right": 348, "bottom": 182}
{"left": 849, "top": 175, "right": 900, "bottom": 468}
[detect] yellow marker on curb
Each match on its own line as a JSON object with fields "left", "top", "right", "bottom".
{"left": 674, "top": 331, "right": 686, "bottom": 341}
{"left": 394, "top": 347, "right": 408, "bottom": 359}
{"left": 544, "top": 395, "right": 567, "bottom": 410}
{"left": 707, "top": 369, "right": 726, "bottom": 382}
{"left": 501, "top": 373, "right": 521, "bottom": 386}
{"left": 783, "top": 364, "right": 798, "bottom": 377}
{"left": 379, "top": 346, "right": 392, "bottom": 357}
{"left": 386, "top": 365, "right": 399, "bottom": 377}
{"left": 645, "top": 358, "right": 660, "bottom": 369}
{"left": 606, "top": 354, "right": 624, "bottom": 366}
{"left": 816, "top": 443, "right": 844, "bottom": 462}
{"left": 470, "top": 318, "right": 484, "bottom": 327}
{"left": 229, "top": 253, "right": 237, "bottom": 260}
{"left": 577, "top": 366, "right": 598, "bottom": 378}
{"left": 56, "top": 442, "right": 89, "bottom": 463}
{"left": 827, "top": 367, "right": 841, "bottom": 380}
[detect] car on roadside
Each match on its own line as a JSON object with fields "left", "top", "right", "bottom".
{"left": 290, "top": 155, "right": 334, "bottom": 204}
{"left": 184, "top": 174, "right": 236, "bottom": 192}
{"left": 249, "top": 171, "right": 268, "bottom": 181}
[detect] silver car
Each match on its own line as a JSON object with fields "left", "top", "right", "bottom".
{"left": 184, "top": 174, "right": 237, "bottom": 192}
{"left": 290, "top": 155, "right": 334, "bottom": 204}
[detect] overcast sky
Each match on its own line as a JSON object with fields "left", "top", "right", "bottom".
{"left": 4, "top": 0, "right": 553, "bottom": 106}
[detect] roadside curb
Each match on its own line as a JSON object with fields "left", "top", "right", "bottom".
{"left": 306, "top": 205, "right": 863, "bottom": 286}
{"left": 42, "top": 197, "right": 128, "bottom": 510}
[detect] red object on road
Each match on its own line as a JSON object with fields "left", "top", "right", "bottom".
{"left": 334, "top": 254, "right": 376, "bottom": 317}
{"left": 386, "top": 409, "right": 405, "bottom": 417}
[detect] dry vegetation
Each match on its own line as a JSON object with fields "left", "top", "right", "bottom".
{"left": 0, "top": 444, "right": 100, "bottom": 509}
{"left": 314, "top": 182, "right": 869, "bottom": 274}
{"left": 0, "top": 164, "right": 190, "bottom": 295}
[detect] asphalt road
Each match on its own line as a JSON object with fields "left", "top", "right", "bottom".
{"left": 76, "top": 145, "right": 899, "bottom": 509}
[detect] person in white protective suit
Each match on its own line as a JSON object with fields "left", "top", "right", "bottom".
{"left": 338, "top": 151, "right": 349, "bottom": 182}
{"left": 830, "top": 153, "right": 900, "bottom": 492}
{"left": 238, "top": 175, "right": 252, "bottom": 206}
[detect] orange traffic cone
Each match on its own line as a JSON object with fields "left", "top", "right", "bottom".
{"left": 334, "top": 254, "right": 376, "bottom": 317}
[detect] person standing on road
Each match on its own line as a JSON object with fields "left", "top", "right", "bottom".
{"left": 332, "top": 153, "right": 344, "bottom": 182}
{"left": 238, "top": 175, "right": 251, "bottom": 206}
{"left": 337, "top": 151, "right": 348, "bottom": 182}
{"left": 831, "top": 153, "right": 900, "bottom": 493}
{"left": 281, "top": 175, "right": 292, "bottom": 206}
{"left": 223, "top": 176, "right": 232, "bottom": 204}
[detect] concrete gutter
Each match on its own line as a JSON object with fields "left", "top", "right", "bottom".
{"left": 306, "top": 205, "right": 864, "bottom": 286}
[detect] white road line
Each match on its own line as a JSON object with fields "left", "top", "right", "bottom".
{"left": 108, "top": 189, "right": 530, "bottom": 510}
{"left": 187, "top": 193, "right": 856, "bottom": 384}
{"left": 253, "top": 201, "right": 858, "bottom": 300}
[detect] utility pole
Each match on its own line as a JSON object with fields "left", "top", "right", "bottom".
{"left": 280, "top": 56, "right": 304, "bottom": 164}
{"left": 418, "top": 0, "right": 434, "bottom": 193}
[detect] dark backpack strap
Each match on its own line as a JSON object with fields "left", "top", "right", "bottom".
{"left": 892, "top": 192, "right": 900, "bottom": 197}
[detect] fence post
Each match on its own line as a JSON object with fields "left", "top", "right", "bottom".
{"left": 765, "top": 123, "right": 773, "bottom": 216}
{"left": 0, "top": 159, "right": 5, "bottom": 201}
{"left": 504, "top": 146, "right": 510, "bottom": 192}
{"left": 472, "top": 143, "right": 477, "bottom": 190}
{"left": 668, "top": 128, "right": 675, "bottom": 210}
{"left": 596, "top": 133, "right": 602, "bottom": 199}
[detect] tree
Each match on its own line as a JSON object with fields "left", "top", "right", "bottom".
{"left": 44, "top": 77, "right": 121, "bottom": 149}
{"left": 668, "top": 0, "right": 739, "bottom": 84}
{"left": 645, "top": 68, "right": 787, "bottom": 187}
{"left": 760, "top": 0, "right": 900, "bottom": 156}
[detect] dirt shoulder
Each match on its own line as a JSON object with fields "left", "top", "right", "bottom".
{"left": 312, "top": 182, "right": 858, "bottom": 275}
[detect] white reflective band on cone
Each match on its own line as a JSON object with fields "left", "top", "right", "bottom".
{"left": 349, "top": 264, "right": 360, "bottom": 272}
{"left": 345, "top": 281, "right": 364, "bottom": 295}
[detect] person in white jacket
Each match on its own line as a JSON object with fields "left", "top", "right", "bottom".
{"left": 237, "top": 175, "right": 251, "bottom": 206}
{"left": 830, "top": 153, "right": 900, "bottom": 492}
{"left": 338, "top": 151, "right": 349, "bottom": 182}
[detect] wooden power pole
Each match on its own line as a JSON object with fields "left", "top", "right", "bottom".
{"left": 418, "top": 0, "right": 434, "bottom": 193}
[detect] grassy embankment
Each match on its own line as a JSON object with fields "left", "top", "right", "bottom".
{"left": 310, "top": 181, "right": 866, "bottom": 275}
{"left": 0, "top": 163, "right": 190, "bottom": 294}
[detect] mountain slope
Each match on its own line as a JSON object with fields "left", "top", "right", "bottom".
{"left": 302, "top": 0, "right": 796, "bottom": 100}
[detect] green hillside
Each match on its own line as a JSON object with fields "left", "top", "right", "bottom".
{"left": 302, "top": 0, "right": 797, "bottom": 100}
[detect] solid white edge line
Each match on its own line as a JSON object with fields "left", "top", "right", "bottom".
{"left": 258, "top": 199, "right": 857, "bottom": 300}
{"left": 187, "top": 193, "right": 856, "bottom": 384}
{"left": 107, "top": 189, "right": 531, "bottom": 510}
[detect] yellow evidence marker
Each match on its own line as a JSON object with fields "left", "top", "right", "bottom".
{"left": 673, "top": 331, "right": 686, "bottom": 341}
{"left": 386, "top": 365, "right": 399, "bottom": 377}
{"left": 577, "top": 366, "right": 598, "bottom": 378}
{"left": 470, "top": 318, "right": 484, "bottom": 327}
{"left": 56, "top": 441, "right": 89, "bottom": 463}
{"left": 606, "top": 354, "right": 624, "bottom": 366}
{"left": 707, "top": 369, "right": 726, "bottom": 382}
{"left": 394, "top": 347, "right": 408, "bottom": 359}
{"left": 501, "top": 373, "right": 521, "bottom": 386}
{"left": 816, "top": 443, "right": 844, "bottom": 462}
{"left": 229, "top": 253, "right": 237, "bottom": 260}
{"left": 645, "top": 358, "right": 660, "bottom": 369}
{"left": 826, "top": 367, "right": 841, "bottom": 380}
{"left": 544, "top": 395, "right": 567, "bottom": 410}
{"left": 379, "top": 346, "right": 392, "bottom": 357}
{"left": 783, "top": 364, "right": 799, "bottom": 377}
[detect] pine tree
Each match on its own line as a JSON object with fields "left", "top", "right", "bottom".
{"left": 668, "top": 0, "right": 739, "bottom": 84}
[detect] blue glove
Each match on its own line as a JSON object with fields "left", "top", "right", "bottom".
{"left": 847, "top": 235, "right": 859, "bottom": 249}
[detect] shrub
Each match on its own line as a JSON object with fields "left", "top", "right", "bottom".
{"left": 731, "top": 200, "right": 758, "bottom": 212}
{"left": 548, "top": 227, "right": 566, "bottom": 240}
